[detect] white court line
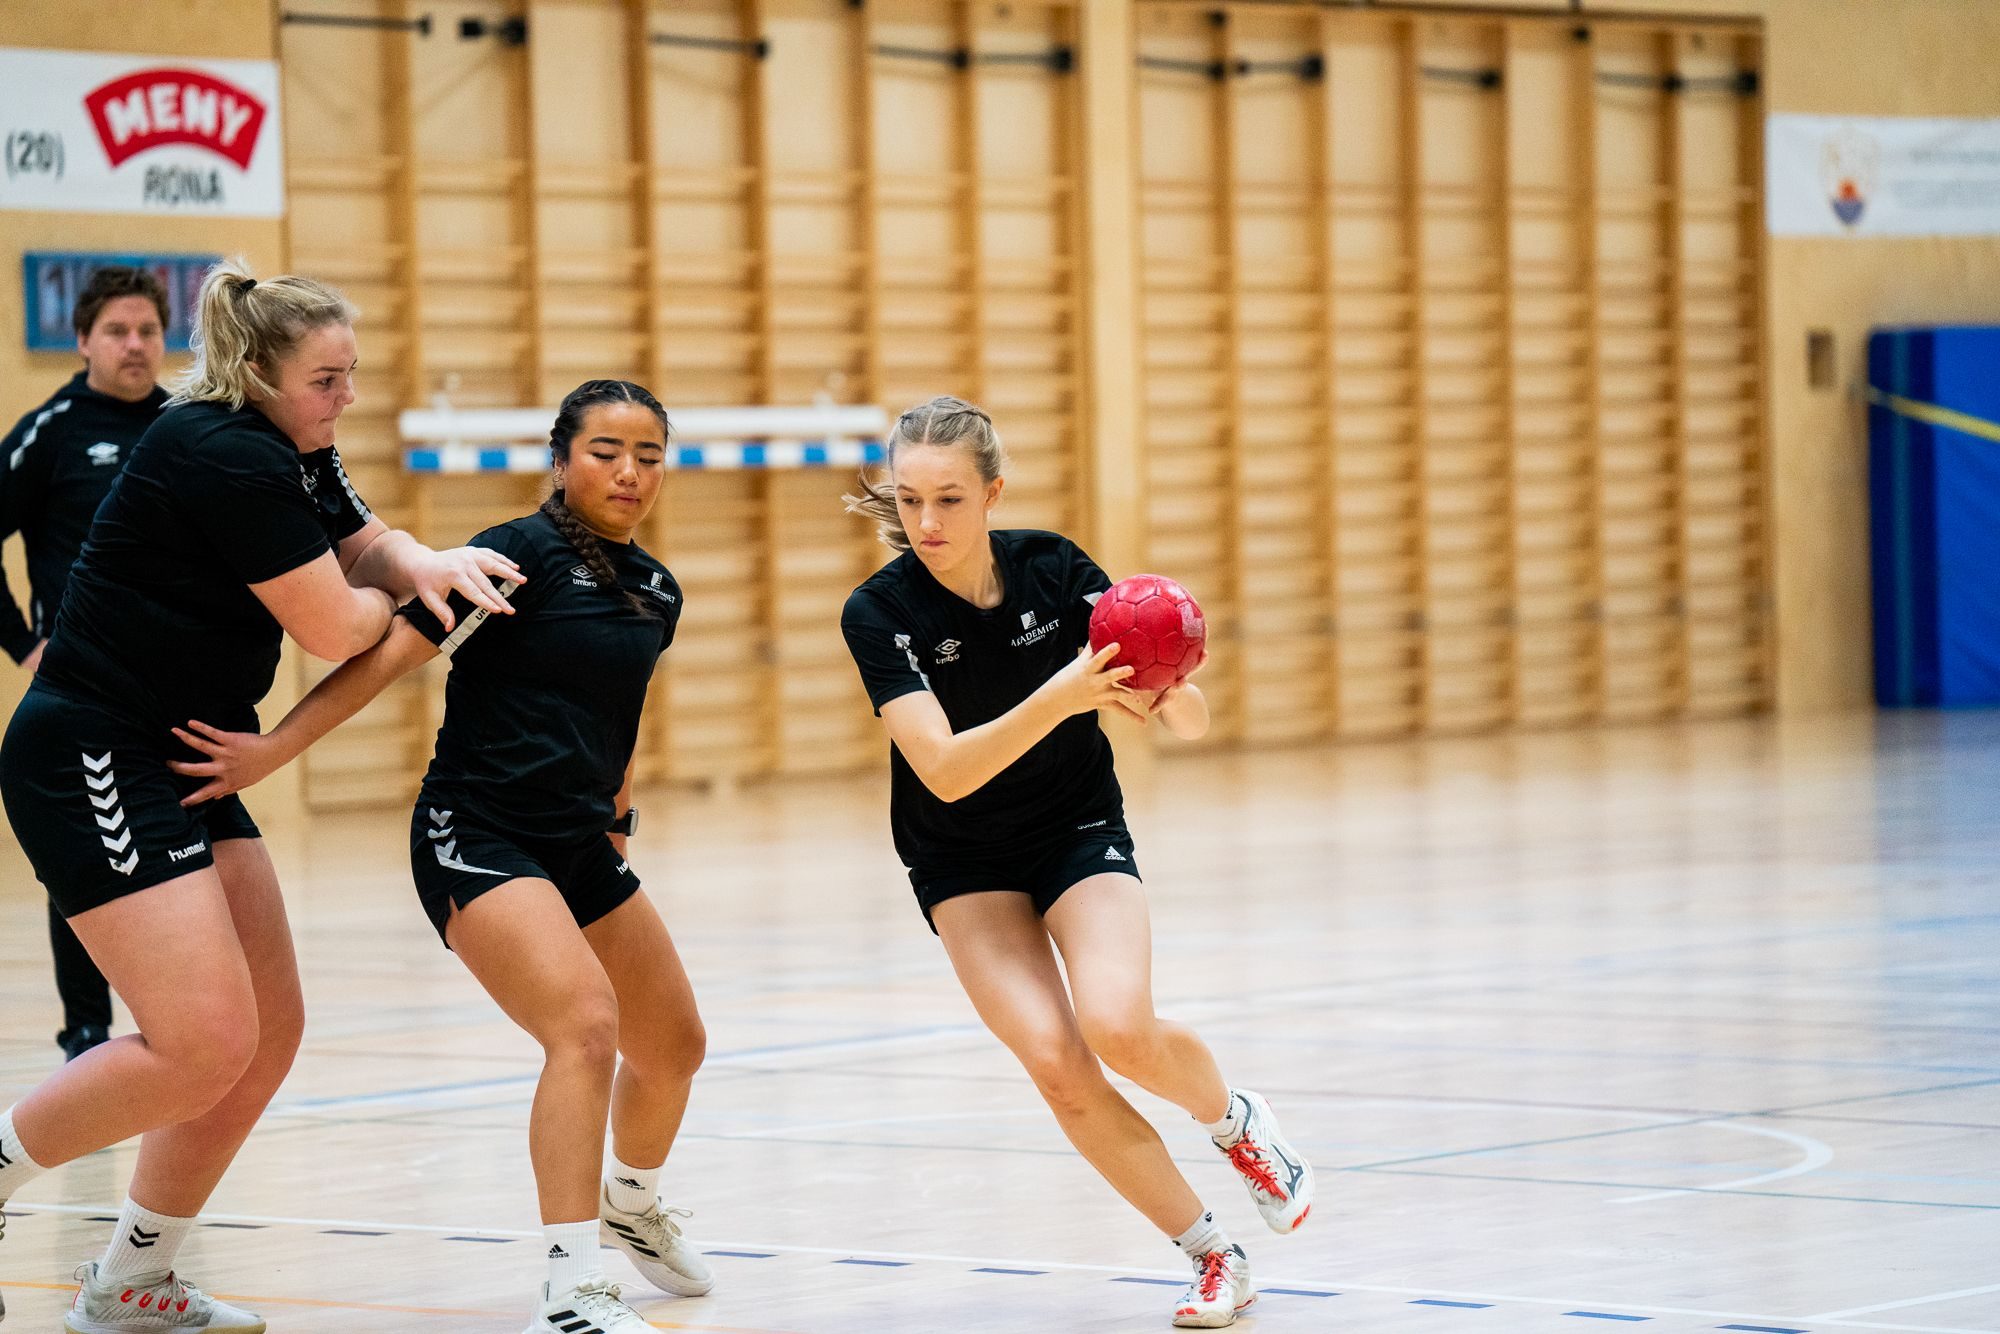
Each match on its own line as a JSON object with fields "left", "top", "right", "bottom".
{"left": 1813, "top": 1285, "right": 2000, "bottom": 1320}
{"left": 1611, "top": 1121, "right": 1836, "bottom": 1204}
{"left": 9, "top": 1199, "right": 1997, "bottom": 1333}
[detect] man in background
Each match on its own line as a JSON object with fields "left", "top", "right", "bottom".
{"left": 0, "top": 265, "right": 170, "bottom": 1060}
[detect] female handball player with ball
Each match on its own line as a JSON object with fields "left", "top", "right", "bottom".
{"left": 840, "top": 396, "right": 1314, "bottom": 1329}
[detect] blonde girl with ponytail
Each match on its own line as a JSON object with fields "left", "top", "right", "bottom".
{"left": 0, "top": 259, "right": 522, "bottom": 1333}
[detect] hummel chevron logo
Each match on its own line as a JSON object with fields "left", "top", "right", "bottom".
{"left": 108, "top": 851, "right": 138, "bottom": 876}
{"left": 81, "top": 751, "right": 112, "bottom": 773}
{"left": 90, "top": 789, "right": 120, "bottom": 810}
{"left": 128, "top": 1225, "right": 159, "bottom": 1248}
{"left": 94, "top": 808, "right": 127, "bottom": 833}
{"left": 427, "top": 827, "right": 451, "bottom": 840}
{"left": 429, "top": 809, "right": 451, "bottom": 826}
{"left": 438, "top": 839, "right": 458, "bottom": 859}
{"left": 100, "top": 829, "right": 132, "bottom": 854}
{"left": 0, "top": 1144, "right": 13, "bottom": 1168}
{"left": 86, "top": 770, "right": 115, "bottom": 792}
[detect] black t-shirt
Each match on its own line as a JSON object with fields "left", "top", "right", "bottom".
{"left": 841, "top": 529, "right": 1118, "bottom": 865}
{"left": 38, "top": 399, "right": 373, "bottom": 735}
{"left": 402, "top": 510, "right": 681, "bottom": 841}
{"left": 0, "top": 371, "right": 168, "bottom": 662}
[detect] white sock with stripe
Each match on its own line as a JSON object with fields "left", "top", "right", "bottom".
{"left": 543, "top": 1219, "right": 603, "bottom": 1294}
{"left": 603, "top": 1154, "right": 660, "bottom": 1217}
{"left": 0, "top": 1107, "right": 47, "bottom": 1201}
{"left": 98, "top": 1198, "right": 195, "bottom": 1285}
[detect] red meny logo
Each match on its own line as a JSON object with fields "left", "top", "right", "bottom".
{"left": 83, "top": 68, "right": 268, "bottom": 171}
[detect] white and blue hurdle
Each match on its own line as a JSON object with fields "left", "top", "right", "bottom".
{"left": 397, "top": 402, "right": 890, "bottom": 475}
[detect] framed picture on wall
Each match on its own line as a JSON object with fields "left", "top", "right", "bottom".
{"left": 22, "top": 251, "right": 220, "bottom": 352}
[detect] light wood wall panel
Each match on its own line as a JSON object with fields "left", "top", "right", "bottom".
{"left": 281, "top": 0, "right": 1084, "bottom": 804}
{"left": 1134, "top": 1, "right": 1767, "bottom": 749}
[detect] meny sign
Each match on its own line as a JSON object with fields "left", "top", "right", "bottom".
{"left": 0, "top": 48, "right": 284, "bottom": 217}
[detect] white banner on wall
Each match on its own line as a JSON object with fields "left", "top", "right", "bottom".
{"left": 1768, "top": 113, "right": 2000, "bottom": 237}
{"left": 0, "top": 48, "right": 284, "bottom": 218}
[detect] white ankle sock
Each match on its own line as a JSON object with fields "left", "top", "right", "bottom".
{"left": 543, "top": 1219, "right": 603, "bottom": 1294}
{"left": 0, "top": 1108, "right": 48, "bottom": 1202}
{"left": 603, "top": 1154, "right": 660, "bottom": 1216}
{"left": 99, "top": 1198, "right": 195, "bottom": 1284}
{"left": 1171, "top": 1208, "right": 1228, "bottom": 1260}
{"left": 1201, "top": 1089, "right": 1246, "bottom": 1143}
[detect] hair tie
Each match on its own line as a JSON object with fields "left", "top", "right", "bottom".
{"left": 239, "top": 278, "right": 257, "bottom": 293}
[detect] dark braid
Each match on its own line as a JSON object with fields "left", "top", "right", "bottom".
{"left": 544, "top": 379, "right": 672, "bottom": 617}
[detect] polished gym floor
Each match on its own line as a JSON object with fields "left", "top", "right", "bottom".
{"left": 2, "top": 711, "right": 1995, "bottom": 1332}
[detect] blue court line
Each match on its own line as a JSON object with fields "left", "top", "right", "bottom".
{"left": 443, "top": 1235, "right": 515, "bottom": 1244}
{"left": 704, "top": 1250, "right": 776, "bottom": 1259}
{"left": 201, "top": 1221, "right": 266, "bottom": 1229}
{"left": 1566, "top": 1314, "right": 1650, "bottom": 1322}
{"left": 1718, "top": 1326, "right": 1809, "bottom": 1333}
{"left": 1414, "top": 1298, "right": 1493, "bottom": 1308}
{"left": 973, "top": 1267, "right": 1047, "bottom": 1276}
{"left": 321, "top": 1229, "right": 388, "bottom": 1236}
{"left": 1112, "top": 1277, "right": 1184, "bottom": 1287}
{"left": 835, "top": 1258, "right": 910, "bottom": 1268}
{"left": 1264, "top": 1287, "right": 1338, "bottom": 1297}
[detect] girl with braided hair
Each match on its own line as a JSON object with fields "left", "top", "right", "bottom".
{"left": 167, "top": 380, "right": 710, "bottom": 1333}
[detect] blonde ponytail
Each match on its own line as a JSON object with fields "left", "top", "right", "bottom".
{"left": 171, "top": 258, "right": 358, "bottom": 409}
{"left": 843, "top": 395, "right": 1008, "bottom": 552}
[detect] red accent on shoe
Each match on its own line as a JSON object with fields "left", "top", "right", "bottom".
{"left": 1226, "top": 1138, "right": 1286, "bottom": 1199}
{"left": 1296, "top": 1203, "right": 1312, "bottom": 1228}
{"left": 1196, "top": 1250, "right": 1231, "bottom": 1301}
{"left": 140, "top": 1293, "right": 154, "bottom": 1308}
{"left": 120, "top": 1290, "right": 135, "bottom": 1303}
{"left": 177, "top": 1298, "right": 190, "bottom": 1312}
{"left": 1178, "top": 1308, "right": 1198, "bottom": 1317}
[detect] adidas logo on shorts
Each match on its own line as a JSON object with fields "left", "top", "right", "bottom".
{"left": 1104, "top": 846, "right": 1127, "bottom": 862}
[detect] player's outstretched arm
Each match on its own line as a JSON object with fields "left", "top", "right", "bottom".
{"left": 880, "top": 642, "right": 1133, "bottom": 803}
{"left": 169, "top": 614, "right": 441, "bottom": 805}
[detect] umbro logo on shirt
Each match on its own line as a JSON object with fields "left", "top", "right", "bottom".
{"left": 87, "top": 442, "right": 120, "bottom": 466}
{"left": 934, "top": 638, "right": 962, "bottom": 664}
{"left": 571, "top": 564, "right": 597, "bottom": 587}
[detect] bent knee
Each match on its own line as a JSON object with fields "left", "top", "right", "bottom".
{"left": 150, "top": 1008, "right": 261, "bottom": 1114}
{"left": 1075, "top": 1008, "right": 1161, "bottom": 1073}
{"left": 1011, "top": 1032, "right": 1105, "bottom": 1114}
{"left": 542, "top": 991, "right": 622, "bottom": 1066}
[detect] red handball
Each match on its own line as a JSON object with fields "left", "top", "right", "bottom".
{"left": 1087, "top": 574, "right": 1207, "bottom": 693}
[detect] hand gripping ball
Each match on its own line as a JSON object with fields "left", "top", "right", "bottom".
{"left": 1087, "top": 574, "right": 1207, "bottom": 693}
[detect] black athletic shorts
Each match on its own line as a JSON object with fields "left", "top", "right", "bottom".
{"left": 0, "top": 683, "right": 261, "bottom": 917}
{"left": 908, "top": 816, "right": 1141, "bottom": 933}
{"left": 409, "top": 798, "right": 641, "bottom": 945}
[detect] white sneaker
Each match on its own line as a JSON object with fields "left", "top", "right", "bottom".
{"left": 1213, "top": 1088, "right": 1314, "bottom": 1233}
{"left": 65, "top": 1262, "right": 265, "bottom": 1333}
{"left": 524, "top": 1277, "right": 653, "bottom": 1334}
{"left": 1172, "top": 1244, "right": 1255, "bottom": 1328}
{"left": 600, "top": 1188, "right": 714, "bottom": 1297}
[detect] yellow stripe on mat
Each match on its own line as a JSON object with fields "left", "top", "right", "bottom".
{"left": 1866, "top": 385, "right": 2000, "bottom": 446}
